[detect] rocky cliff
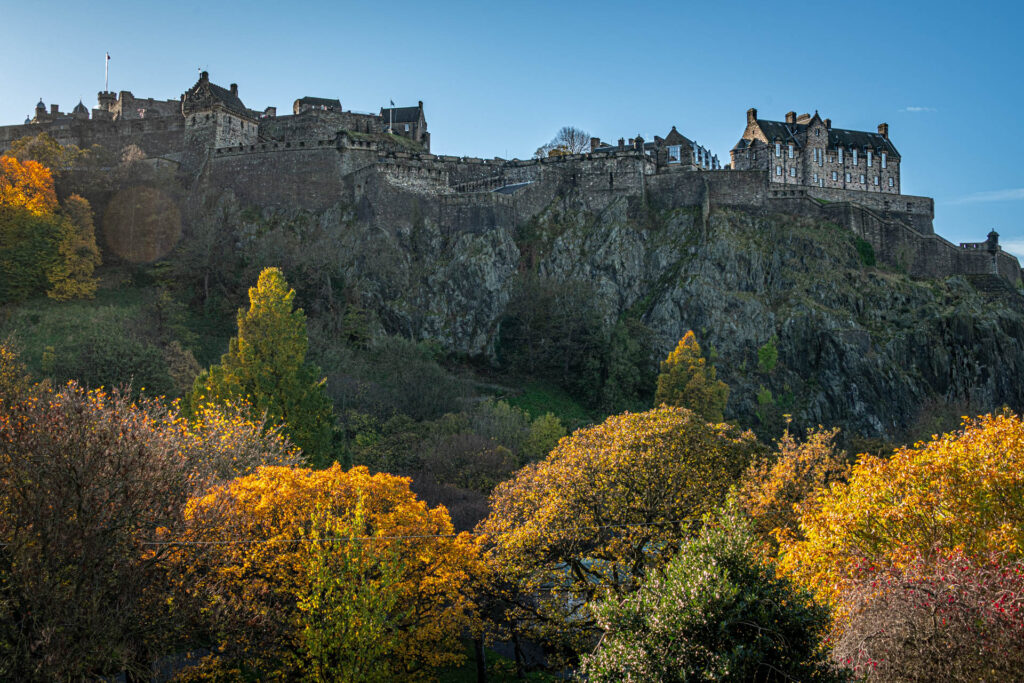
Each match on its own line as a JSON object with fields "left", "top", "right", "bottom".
{"left": 194, "top": 181, "right": 1024, "bottom": 440}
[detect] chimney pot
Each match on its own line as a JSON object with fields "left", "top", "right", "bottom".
{"left": 230, "top": 83, "right": 238, "bottom": 96}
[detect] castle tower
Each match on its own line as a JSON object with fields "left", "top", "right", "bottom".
{"left": 34, "top": 99, "right": 46, "bottom": 122}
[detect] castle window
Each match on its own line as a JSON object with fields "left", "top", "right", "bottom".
{"left": 667, "top": 145, "right": 682, "bottom": 164}
{"left": 845, "top": 173, "right": 851, "bottom": 183}
{"left": 852, "top": 149, "right": 858, "bottom": 165}
{"left": 881, "top": 152, "right": 887, "bottom": 169}
{"left": 775, "top": 142, "right": 781, "bottom": 157}
{"left": 889, "top": 177, "right": 894, "bottom": 187}
{"left": 790, "top": 167, "right": 797, "bottom": 177}
{"left": 819, "top": 178, "right": 824, "bottom": 187}
{"left": 860, "top": 174, "right": 865, "bottom": 183}
{"left": 867, "top": 151, "right": 873, "bottom": 167}
{"left": 788, "top": 144, "right": 794, "bottom": 158}
{"left": 776, "top": 165, "right": 782, "bottom": 176}
{"left": 874, "top": 176, "right": 879, "bottom": 185}
{"left": 838, "top": 148, "right": 844, "bottom": 163}
{"left": 813, "top": 173, "right": 818, "bottom": 183}
{"left": 832, "top": 171, "right": 838, "bottom": 181}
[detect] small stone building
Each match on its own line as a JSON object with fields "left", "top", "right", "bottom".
{"left": 379, "top": 102, "right": 429, "bottom": 148}
{"left": 730, "top": 109, "right": 900, "bottom": 194}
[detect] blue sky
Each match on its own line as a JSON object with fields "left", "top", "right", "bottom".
{"left": 2, "top": 0, "right": 1022, "bottom": 257}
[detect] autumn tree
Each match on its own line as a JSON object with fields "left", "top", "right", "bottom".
{"left": 0, "top": 156, "right": 100, "bottom": 302}
{"left": 477, "top": 406, "right": 763, "bottom": 662}
{"left": 0, "top": 154, "right": 58, "bottom": 215}
{"left": 779, "top": 413, "right": 1024, "bottom": 607}
{"left": 654, "top": 330, "right": 729, "bottom": 422}
{"left": 189, "top": 267, "right": 336, "bottom": 466}
{"left": 179, "top": 464, "right": 482, "bottom": 681}
{"left": 738, "top": 423, "right": 849, "bottom": 544}
{"left": 582, "top": 501, "right": 846, "bottom": 683}
{"left": 0, "top": 366, "right": 297, "bottom": 681}
{"left": 46, "top": 193, "right": 102, "bottom": 300}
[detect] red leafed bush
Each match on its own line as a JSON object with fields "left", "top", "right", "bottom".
{"left": 833, "top": 550, "right": 1024, "bottom": 682}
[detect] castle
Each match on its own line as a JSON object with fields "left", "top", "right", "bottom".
{"left": 1, "top": 72, "right": 1020, "bottom": 288}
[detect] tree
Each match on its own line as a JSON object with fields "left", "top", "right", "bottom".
{"left": 534, "top": 126, "right": 591, "bottom": 158}
{"left": 582, "top": 501, "right": 847, "bottom": 683}
{"left": 0, "top": 155, "right": 58, "bottom": 215}
{"left": 0, "top": 368, "right": 297, "bottom": 681}
{"left": 0, "top": 157, "right": 100, "bottom": 302}
{"left": 738, "top": 424, "right": 849, "bottom": 544}
{"left": 833, "top": 550, "right": 1024, "bottom": 682}
{"left": 779, "top": 413, "right": 1024, "bottom": 607}
{"left": 46, "top": 194, "right": 101, "bottom": 300}
{"left": 179, "top": 464, "right": 482, "bottom": 681}
{"left": 189, "top": 267, "right": 336, "bottom": 466}
{"left": 477, "top": 406, "right": 763, "bottom": 662}
{"left": 5, "top": 133, "right": 84, "bottom": 175}
{"left": 654, "top": 330, "right": 729, "bottom": 422}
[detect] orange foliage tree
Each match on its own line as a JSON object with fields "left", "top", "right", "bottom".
{"left": 178, "top": 464, "right": 482, "bottom": 681}
{"left": 477, "top": 406, "right": 763, "bottom": 661}
{"left": 0, "top": 155, "right": 58, "bottom": 215}
{"left": 779, "top": 413, "right": 1024, "bottom": 607}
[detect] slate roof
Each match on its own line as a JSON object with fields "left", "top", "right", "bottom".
{"left": 754, "top": 119, "right": 899, "bottom": 157}
{"left": 208, "top": 83, "right": 250, "bottom": 117}
{"left": 297, "top": 96, "right": 341, "bottom": 109}
{"left": 380, "top": 106, "right": 421, "bottom": 124}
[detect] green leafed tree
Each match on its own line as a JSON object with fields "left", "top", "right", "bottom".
{"left": 654, "top": 330, "right": 729, "bottom": 422}
{"left": 189, "top": 267, "right": 336, "bottom": 466}
{"left": 582, "top": 501, "right": 847, "bottom": 683}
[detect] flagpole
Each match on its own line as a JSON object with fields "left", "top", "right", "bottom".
{"left": 104, "top": 52, "right": 109, "bottom": 92}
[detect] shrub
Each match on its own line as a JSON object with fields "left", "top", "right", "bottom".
{"left": 833, "top": 551, "right": 1024, "bottom": 682}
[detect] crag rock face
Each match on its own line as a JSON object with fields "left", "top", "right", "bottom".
{"left": 198, "top": 182, "right": 1024, "bottom": 440}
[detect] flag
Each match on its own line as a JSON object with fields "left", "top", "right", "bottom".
{"left": 106, "top": 52, "right": 110, "bottom": 60}
{"left": 390, "top": 99, "right": 395, "bottom": 107}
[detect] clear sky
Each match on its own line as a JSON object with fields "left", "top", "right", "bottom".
{"left": 2, "top": 0, "right": 1022, "bottom": 257}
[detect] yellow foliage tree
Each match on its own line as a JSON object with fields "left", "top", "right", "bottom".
{"left": 779, "top": 413, "right": 1024, "bottom": 607}
{"left": 179, "top": 464, "right": 482, "bottom": 681}
{"left": 477, "top": 406, "right": 763, "bottom": 660}
{"left": 737, "top": 424, "right": 849, "bottom": 544}
{"left": 654, "top": 330, "right": 729, "bottom": 422}
{"left": 46, "top": 194, "right": 102, "bottom": 300}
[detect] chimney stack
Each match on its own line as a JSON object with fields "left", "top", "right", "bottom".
{"left": 200, "top": 71, "right": 209, "bottom": 82}
{"left": 746, "top": 107, "right": 757, "bottom": 124}
{"left": 590, "top": 137, "right": 601, "bottom": 152}
{"left": 785, "top": 111, "right": 796, "bottom": 124}
{"left": 824, "top": 118, "right": 832, "bottom": 129}
{"left": 618, "top": 138, "right": 625, "bottom": 149}
{"left": 230, "top": 83, "right": 238, "bottom": 96}
{"left": 877, "top": 123, "right": 889, "bottom": 139}
{"left": 50, "top": 104, "right": 59, "bottom": 116}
